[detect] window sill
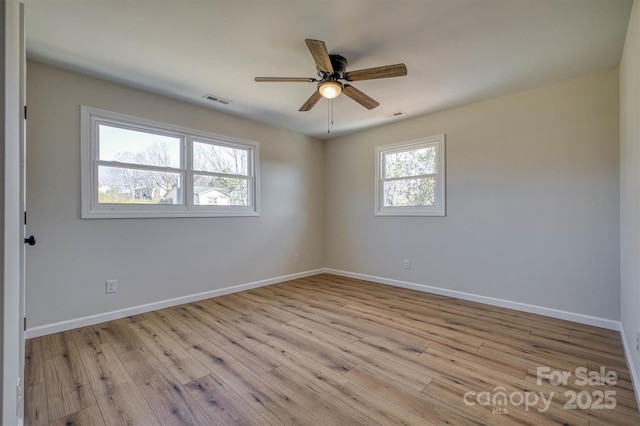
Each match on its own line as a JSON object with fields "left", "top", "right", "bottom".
{"left": 82, "top": 207, "right": 260, "bottom": 219}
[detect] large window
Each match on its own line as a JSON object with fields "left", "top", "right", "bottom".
{"left": 81, "top": 106, "right": 259, "bottom": 218}
{"left": 375, "top": 135, "right": 445, "bottom": 216}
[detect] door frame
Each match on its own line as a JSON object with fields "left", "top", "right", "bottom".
{"left": 3, "top": 0, "right": 25, "bottom": 423}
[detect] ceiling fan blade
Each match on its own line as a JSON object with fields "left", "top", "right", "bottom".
{"left": 343, "top": 85, "right": 379, "bottom": 110}
{"left": 345, "top": 63, "right": 407, "bottom": 81}
{"left": 305, "top": 39, "right": 334, "bottom": 74}
{"left": 255, "top": 77, "right": 316, "bottom": 82}
{"left": 299, "top": 90, "right": 323, "bottom": 111}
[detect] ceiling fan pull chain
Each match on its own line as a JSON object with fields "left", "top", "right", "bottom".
{"left": 327, "top": 98, "right": 331, "bottom": 134}
{"left": 331, "top": 97, "right": 334, "bottom": 125}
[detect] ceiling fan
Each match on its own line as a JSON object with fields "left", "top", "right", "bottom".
{"left": 255, "top": 39, "right": 407, "bottom": 111}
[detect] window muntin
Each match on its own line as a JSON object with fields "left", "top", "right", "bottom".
{"left": 375, "top": 135, "right": 445, "bottom": 216}
{"left": 81, "top": 106, "right": 259, "bottom": 218}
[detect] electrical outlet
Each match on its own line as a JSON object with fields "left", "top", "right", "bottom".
{"left": 294, "top": 253, "right": 300, "bottom": 263}
{"left": 106, "top": 279, "right": 118, "bottom": 294}
{"left": 403, "top": 259, "right": 410, "bottom": 270}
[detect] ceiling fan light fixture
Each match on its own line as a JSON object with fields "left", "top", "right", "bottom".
{"left": 318, "top": 80, "right": 343, "bottom": 99}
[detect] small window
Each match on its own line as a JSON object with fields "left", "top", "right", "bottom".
{"left": 81, "top": 106, "right": 260, "bottom": 218}
{"left": 375, "top": 135, "right": 445, "bottom": 216}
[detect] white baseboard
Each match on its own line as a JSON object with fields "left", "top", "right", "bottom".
{"left": 323, "top": 268, "right": 621, "bottom": 331}
{"left": 620, "top": 326, "right": 640, "bottom": 409}
{"left": 24, "top": 269, "right": 324, "bottom": 339}
{"left": 29, "top": 267, "right": 621, "bottom": 338}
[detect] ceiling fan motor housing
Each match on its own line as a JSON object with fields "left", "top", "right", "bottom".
{"left": 317, "top": 54, "right": 348, "bottom": 78}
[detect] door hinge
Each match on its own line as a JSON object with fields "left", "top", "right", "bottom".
{"left": 23, "top": 317, "right": 26, "bottom": 331}
{"left": 24, "top": 105, "right": 27, "bottom": 120}
{"left": 24, "top": 211, "right": 27, "bottom": 225}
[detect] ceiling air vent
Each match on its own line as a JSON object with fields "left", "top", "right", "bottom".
{"left": 203, "top": 94, "right": 232, "bottom": 105}
{"left": 385, "top": 111, "right": 406, "bottom": 118}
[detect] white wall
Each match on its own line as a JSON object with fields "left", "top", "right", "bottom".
{"left": 620, "top": 0, "right": 640, "bottom": 398}
{"left": 325, "top": 69, "right": 620, "bottom": 321}
{"left": 25, "top": 61, "right": 324, "bottom": 328}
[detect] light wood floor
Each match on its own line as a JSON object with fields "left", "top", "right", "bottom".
{"left": 25, "top": 274, "right": 639, "bottom": 425}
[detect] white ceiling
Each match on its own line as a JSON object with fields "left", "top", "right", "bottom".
{"left": 25, "top": 0, "right": 632, "bottom": 140}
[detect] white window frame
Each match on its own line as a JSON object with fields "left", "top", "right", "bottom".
{"left": 81, "top": 106, "right": 260, "bottom": 218}
{"left": 375, "top": 134, "right": 446, "bottom": 216}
